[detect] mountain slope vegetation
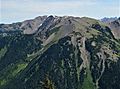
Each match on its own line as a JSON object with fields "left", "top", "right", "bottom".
{"left": 0, "top": 16, "right": 120, "bottom": 89}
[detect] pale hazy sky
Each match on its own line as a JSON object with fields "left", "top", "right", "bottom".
{"left": 0, "top": 0, "right": 120, "bottom": 23}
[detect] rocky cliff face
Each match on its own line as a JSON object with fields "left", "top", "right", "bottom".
{"left": 0, "top": 16, "right": 120, "bottom": 89}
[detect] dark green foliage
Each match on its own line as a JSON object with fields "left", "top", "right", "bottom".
{"left": 99, "top": 59, "right": 120, "bottom": 89}
{"left": 0, "top": 32, "right": 42, "bottom": 71}
{"left": 2, "top": 36, "right": 84, "bottom": 89}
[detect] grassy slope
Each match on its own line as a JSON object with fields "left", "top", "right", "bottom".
{"left": 82, "top": 68, "right": 95, "bottom": 89}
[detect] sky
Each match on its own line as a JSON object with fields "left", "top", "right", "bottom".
{"left": 0, "top": 0, "right": 120, "bottom": 23}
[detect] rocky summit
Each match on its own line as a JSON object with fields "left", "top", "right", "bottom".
{"left": 0, "top": 16, "right": 120, "bottom": 89}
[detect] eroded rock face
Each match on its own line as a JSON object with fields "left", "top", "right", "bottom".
{"left": 0, "top": 16, "right": 120, "bottom": 89}
{"left": 21, "top": 16, "right": 48, "bottom": 34}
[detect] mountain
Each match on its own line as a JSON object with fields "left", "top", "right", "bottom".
{"left": 108, "top": 18, "right": 120, "bottom": 39}
{"left": 0, "top": 16, "right": 47, "bottom": 34}
{"left": 0, "top": 16, "right": 120, "bottom": 89}
{"left": 100, "top": 17, "right": 120, "bottom": 39}
{"left": 101, "top": 17, "right": 118, "bottom": 23}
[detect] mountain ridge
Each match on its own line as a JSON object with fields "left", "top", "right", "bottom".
{"left": 0, "top": 16, "right": 119, "bottom": 39}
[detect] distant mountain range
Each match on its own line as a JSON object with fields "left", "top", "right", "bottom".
{"left": 0, "top": 16, "right": 120, "bottom": 89}
{"left": 101, "top": 17, "right": 118, "bottom": 23}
